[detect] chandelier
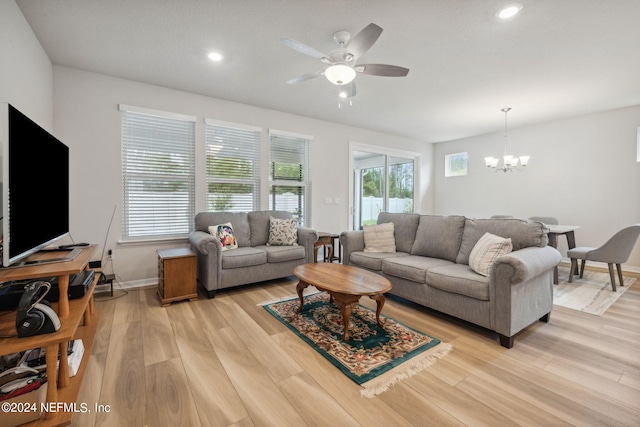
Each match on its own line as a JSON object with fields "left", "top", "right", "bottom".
{"left": 484, "top": 107, "right": 529, "bottom": 172}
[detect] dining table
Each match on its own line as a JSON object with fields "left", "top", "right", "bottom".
{"left": 546, "top": 224, "right": 581, "bottom": 284}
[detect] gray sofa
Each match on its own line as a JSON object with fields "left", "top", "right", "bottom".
{"left": 189, "top": 210, "right": 318, "bottom": 298}
{"left": 340, "top": 213, "right": 562, "bottom": 348}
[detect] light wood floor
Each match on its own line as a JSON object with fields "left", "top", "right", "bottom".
{"left": 72, "top": 272, "right": 640, "bottom": 427}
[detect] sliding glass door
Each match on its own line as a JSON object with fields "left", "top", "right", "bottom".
{"left": 350, "top": 144, "right": 418, "bottom": 230}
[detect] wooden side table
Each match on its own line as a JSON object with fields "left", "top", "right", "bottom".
{"left": 157, "top": 247, "right": 198, "bottom": 306}
{"left": 314, "top": 232, "right": 333, "bottom": 263}
{"left": 329, "top": 233, "right": 341, "bottom": 263}
{"left": 314, "top": 232, "right": 340, "bottom": 263}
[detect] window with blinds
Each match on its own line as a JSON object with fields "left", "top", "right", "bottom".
{"left": 205, "top": 119, "right": 261, "bottom": 212}
{"left": 120, "top": 105, "right": 196, "bottom": 240}
{"left": 269, "top": 130, "right": 312, "bottom": 226}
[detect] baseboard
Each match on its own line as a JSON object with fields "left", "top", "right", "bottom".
{"left": 558, "top": 260, "right": 640, "bottom": 278}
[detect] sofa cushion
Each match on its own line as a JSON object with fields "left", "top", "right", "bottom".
{"left": 469, "top": 232, "right": 513, "bottom": 277}
{"left": 377, "top": 212, "right": 420, "bottom": 253}
{"left": 267, "top": 216, "right": 298, "bottom": 246}
{"left": 195, "top": 212, "right": 251, "bottom": 247}
{"left": 364, "top": 222, "right": 396, "bottom": 253}
{"left": 426, "top": 264, "right": 490, "bottom": 301}
{"left": 456, "top": 218, "right": 548, "bottom": 265}
{"left": 349, "top": 251, "right": 410, "bottom": 271}
{"left": 410, "top": 215, "right": 466, "bottom": 262}
{"left": 248, "top": 211, "right": 294, "bottom": 246}
{"left": 221, "top": 247, "right": 267, "bottom": 269}
{"left": 258, "top": 245, "right": 305, "bottom": 263}
{"left": 208, "top": 222, "right": 238, "bottom": 251}
{"left": 382, "top": 255, "right": 454, "bottom": 284}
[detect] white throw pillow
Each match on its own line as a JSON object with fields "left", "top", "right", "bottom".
{"left": 469, "top": 232, "right": 513, "bottom": 276}
{"left": 267, "top": 217, "right": 298, "bottom": 246}
{"left": 363, "top": 222, "right": 396, "bottom": 253}
{"left": 208, "top": 222, "right": 238, "bottom": 251}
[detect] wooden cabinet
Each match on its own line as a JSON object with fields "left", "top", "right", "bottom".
{"left": 157, "top": 248, "right": 197, "bottom": 307}
{"left": 0, "top": 245, "right": 100, "bottom": 426}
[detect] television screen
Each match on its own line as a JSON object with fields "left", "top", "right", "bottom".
{"left": 0, "top": 103, "right": 70, "bottom": 267}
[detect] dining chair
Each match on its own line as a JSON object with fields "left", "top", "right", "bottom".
{"left": 567, "top": 224, "right": 640, "bottom": 291}
{"left": 528, "top": 216, "right": 559, "bottom": 225}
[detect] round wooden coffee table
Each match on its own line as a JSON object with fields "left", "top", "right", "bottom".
{"left": 293, "top": 263, "right": 393, "bottom": 341}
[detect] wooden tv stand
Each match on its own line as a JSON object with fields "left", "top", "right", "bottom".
{"left": 0, "top": 245, "right": 101, "bottom": 426}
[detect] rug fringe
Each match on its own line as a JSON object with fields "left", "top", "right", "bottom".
{"left": 360, "top": 342, "right": 453, "bottom": 398}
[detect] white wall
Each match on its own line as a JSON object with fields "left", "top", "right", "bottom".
{"left": 53, "top": 66, "right": 433, "bottom": 284}
{"left": 0, "top": 0, "right": 52, "bottom": 128}
{"left": 434, "top": 105, "right": 640, "bottom": 271}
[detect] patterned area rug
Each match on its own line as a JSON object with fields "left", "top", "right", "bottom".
{"left": 263, "top": 292, "right": 452, "bottom": 398}
{"left": 553, "top": 266, "right": 636, "bottom": 315}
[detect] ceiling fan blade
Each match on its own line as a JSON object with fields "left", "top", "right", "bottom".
{"left": 355, "top": 64, "right": 409, "bottom": 77}
{"left": 286, "top": 70, "right": 323, "bottom": 84}
{"left": 346, "top": 23, "right": 383, "bottom": 60}
{"left": 280, "top": 37, "right": 329, "bottom": 60}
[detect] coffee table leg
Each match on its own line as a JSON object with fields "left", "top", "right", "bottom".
{"left": 296, "top": 280, "right": 309, "bottom": 313}
{"left": 332, "top": 299, "right": 355, "bottom": 341}
{"left": 369, "top": 294, "right": 386, "bottom": 327}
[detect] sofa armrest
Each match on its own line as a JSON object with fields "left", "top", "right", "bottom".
{"left": 188, "top": 231, "right": 223, "bottom": 291}
{"left": 189, "top": 230, "right": 221, "bottom": 255}
{"left": 297, "top": 227, "right": 319, "bottom": 263}
{"left": 492, "top": 246, "right": 562, "bottom": 285}
{"left": 340, "top": 230, "right": 365, "bottom": 265}
{"left": 490, "top": 245, "right": 562, "bottom": 341}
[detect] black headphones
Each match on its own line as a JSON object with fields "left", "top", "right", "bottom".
{"left": 16, "top": 281, "right": 60, "bottom": 337}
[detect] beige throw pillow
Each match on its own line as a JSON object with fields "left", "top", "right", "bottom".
{"left": 469, "top": 232, "right": 513, "bottom": 276}
{"left": 267, "top": 216, "right": 298, "bottom": 246}
{"left": 363, "top": 222, "right": 396, "bottom": 253}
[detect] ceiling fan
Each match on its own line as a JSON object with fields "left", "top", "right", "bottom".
{"left": 280, "top": 23, "right": 409, "bottom": 97}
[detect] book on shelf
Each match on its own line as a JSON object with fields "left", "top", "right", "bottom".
{"left": 24, "top": 339, "right": 84, "bottom": 377}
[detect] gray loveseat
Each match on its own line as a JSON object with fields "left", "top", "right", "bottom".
{"left": 189, "top": 210, "right": 318, "bottom": 298}
{"left": 340, "top": 213, "right": 562, "bottom": 348}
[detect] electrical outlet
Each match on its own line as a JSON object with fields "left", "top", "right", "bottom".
{"left": 324, "top": 197, "right": 333, "bottom": 204}
{"left": 108, "top": 249, "right": 114, "bottom": 259}
{"left": 334, "top": 198, "right": 341, "bottom": 204}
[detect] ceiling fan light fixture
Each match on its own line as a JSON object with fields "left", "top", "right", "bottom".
{"left": 496, "top": 3, "right": 523, "bottom": 19}
{"left": 325, "top": 64, "right": 356, "bottom": 85}
{"left": 207, "top": 51, "right": 224, "bottom": 61}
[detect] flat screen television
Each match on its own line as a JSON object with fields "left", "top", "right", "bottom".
{"left": 0, "top": 103, "right": 77, "bottom": 268}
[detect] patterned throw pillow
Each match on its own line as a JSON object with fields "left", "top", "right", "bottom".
{"left": 363, "top": 222, "right": 396, "bottom": 253}
{"left": 469, "top": 232, "right": 513, "bottom": 276}
{"left": 208, "top": 222, "right": 238, "bottom": 251}
{"left": 267, "top": 217, "right": 298, "bottom": 246}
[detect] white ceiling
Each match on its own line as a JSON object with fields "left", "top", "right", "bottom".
{"left": 16, "top": 0, "right": 640, "bottom": 142}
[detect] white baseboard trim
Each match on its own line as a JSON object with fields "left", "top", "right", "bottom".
{"left": 122, "top": 260, "right": 639, "bottom": 289}
{"left": 559, "top": 258, "right": 640, "bottom": 275}
{"left": 112, "top": 277, "right": 158, "bottom": 289}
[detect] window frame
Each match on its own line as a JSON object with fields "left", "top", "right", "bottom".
{"left": 119, "top": 104, "right": 196, "bottom": 242}
{"left": 268, "top": 129, "right": 313, "bottom": 226}
{"left": 444, "top": 152, "right": 468, "bottom": 177}
{"left": 204, "top": 118, "right": 262, "bottom": 212}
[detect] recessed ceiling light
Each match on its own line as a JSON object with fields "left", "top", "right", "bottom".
{"left": 208, "top": 51, "right": 224, "bottom": 61}
{"left": 496, "top": 3, "right": 523, "bottom": 19}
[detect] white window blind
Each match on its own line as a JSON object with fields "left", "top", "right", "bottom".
{"left": 120, "top": 105, "right": 196, "bottom": 240}
{"left": 269, "top": 130, "right": 312, "bottom": 226}
{"left": 205, "top": 119, "right": 261, "bottom": 212}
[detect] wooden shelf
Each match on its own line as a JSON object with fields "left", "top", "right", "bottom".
{"left": 0, "top": 245, "right": 100, "bottom": 426}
